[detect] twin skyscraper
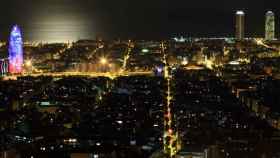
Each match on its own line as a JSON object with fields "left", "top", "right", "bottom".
{"left": 236, "top": 10, "right": 275, "bottom": 41}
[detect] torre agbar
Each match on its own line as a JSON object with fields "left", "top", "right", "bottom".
{"left": 8, "top": 25, "right": 23, "bottom": 74}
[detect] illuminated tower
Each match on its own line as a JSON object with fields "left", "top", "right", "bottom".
{"left": 8, "top": 25, "right": 23, "bottom": 74}
{"left": 265, "top": 11, "right": 275, "bottom": 40}
{"left": 235, "top": 11, "right": 245, "bottom": 40}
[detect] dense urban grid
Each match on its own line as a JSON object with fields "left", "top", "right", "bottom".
{"left": 1, "top": 10, "right": 280, "bottom": 158}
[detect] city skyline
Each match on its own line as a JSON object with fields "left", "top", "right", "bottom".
{"left": 0, "top": 10, "right": 279, "bottom": 43}
{"left": 1, "top": 33, "right": 280, "bottom": 158}
{"left": 1, "top": 2, "right": 280, "bottom": 157}
{"left": 1, "top": 1, "right": 280, "bottom": 158}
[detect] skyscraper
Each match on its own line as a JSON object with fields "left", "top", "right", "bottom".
{"left": 235, "top": 11, "right": 245, "bottom": 40}
{"left": 8, "top": 25, "right": 23, "bottom": 74}
{"left": 0, "top": 59, "right": 8, "bottom": 76}
{"left": 265, "top": 11, "right": 275, "bottom": 40}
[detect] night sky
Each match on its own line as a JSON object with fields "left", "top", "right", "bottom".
{"left": 0, "top": 0, "right": 279, "bottom": 42}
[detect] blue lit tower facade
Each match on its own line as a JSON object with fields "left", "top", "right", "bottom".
{"left": 9, "top": 25, "right": 23, "bottom": 74}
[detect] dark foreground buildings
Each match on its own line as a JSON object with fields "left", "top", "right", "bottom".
{"left": 1, "top": 37, "right": 280, "bottom": 158}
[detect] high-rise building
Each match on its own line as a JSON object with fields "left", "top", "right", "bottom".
{"left": 265, "top": 11, "right": 275, "bottom": 40}
{"left": 8, "top": 25, "right": 23, "bottom": 74}
{"left": 235, "top": 11, "right": 245, "bottom": 40}
{"left": 205, "top": 145, "right": 221, "bottom": 158}
{"left": 0, "top": 59, "right": 9, "bottom": 76}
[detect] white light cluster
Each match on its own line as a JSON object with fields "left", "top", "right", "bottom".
{"left": 236, "top": 11, "right": 245, "bottom": 15}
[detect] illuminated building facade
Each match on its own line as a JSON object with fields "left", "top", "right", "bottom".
{"left": 265, "top": 11, "right": 275, "bottom": 40}
{"left": 0, "top": 59, "right": 8, "bottom": 76}
{"left": 9, "top": 25, "right": 23, "bottom": 74}
{"left": 235, "top": 11, "right": 245, "bottom": 40}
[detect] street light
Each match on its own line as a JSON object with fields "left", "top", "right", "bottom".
{"left": 25, "top": 60, "right": 32, "bottom": 67}
{"left": 99, "top": 57, "right": 108, "bottom": 73}
{"left": 24, "top": 60, "right": 33, "bottom": 73}
{"left": 100, "top": 57, "right": 107, "bottom": 65}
